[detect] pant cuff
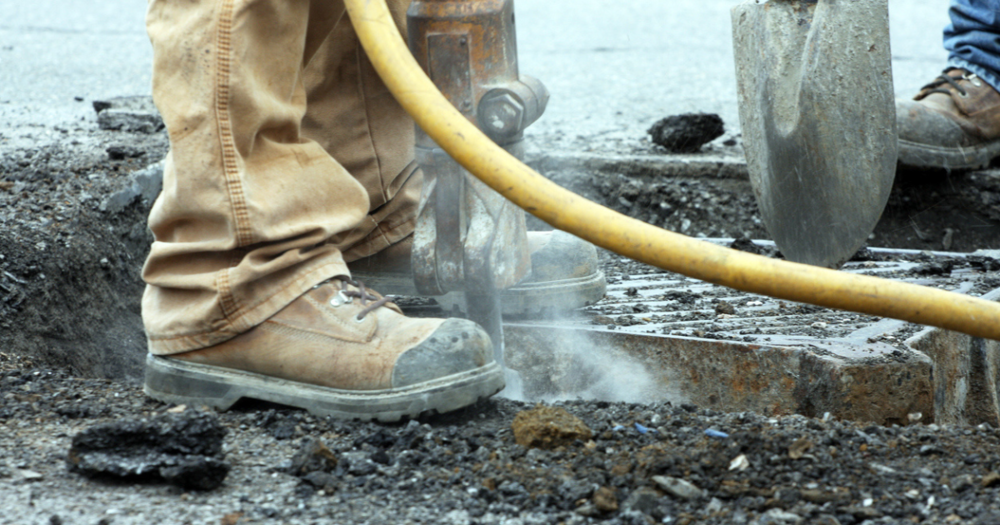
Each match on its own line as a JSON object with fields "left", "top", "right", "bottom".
{"left": 948, "top": 57, "right": 1000, "bottom": 93}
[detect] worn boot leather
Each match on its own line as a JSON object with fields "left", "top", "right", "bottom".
{"left": 144, "top": 278, "right": 504, "bottom": 421}
{"left": 898, "top": 68, "right": 1000, "bottom": 170}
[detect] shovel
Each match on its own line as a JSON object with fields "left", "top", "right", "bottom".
{"left": 732, "top": 0, "right": 897, "bottom": 268}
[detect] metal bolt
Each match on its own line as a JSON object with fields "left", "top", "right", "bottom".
{"left": 477, "top": 90, "right": 524, "bottom": 140}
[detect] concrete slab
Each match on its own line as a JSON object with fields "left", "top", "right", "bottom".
{"left": 907, "top": 287, "right": 1000, "bottom": 428}
{"left": 503, "top": 246, "right": 1000, "bottom": 425}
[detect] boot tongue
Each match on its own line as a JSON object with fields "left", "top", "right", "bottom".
{"left": 921, "top": 91, "right": 960, "bottom": 114}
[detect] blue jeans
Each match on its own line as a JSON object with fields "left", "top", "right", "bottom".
{"left": 945, "top": 0, "right": 1000, "bottom": 90}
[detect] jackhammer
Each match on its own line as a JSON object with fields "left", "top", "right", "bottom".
{"left": 407, "top": 0, "right": 548, "bottom": 385}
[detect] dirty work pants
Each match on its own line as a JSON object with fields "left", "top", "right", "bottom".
{"left": 946, "top": 0, "right": 1000, "bottom": 91}
{"left": 143, "top": 0, "right": 419, "bottom": 355}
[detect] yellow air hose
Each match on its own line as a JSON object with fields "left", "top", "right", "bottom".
{"left": 344, "top": 0, "right": 1000, "bottom": 341}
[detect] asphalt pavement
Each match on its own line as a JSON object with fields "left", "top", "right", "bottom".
{"left": 0, "top": 0, "right": 951, "bottom": 153}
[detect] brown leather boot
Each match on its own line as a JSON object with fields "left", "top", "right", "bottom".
{"left": 144, "top": 278, "right": 504, "bottom": 422}
{"left": 348, "top": 230, "right": 607, "bottom": 316}
{"left": 897, "top": 68, "right": 1000, "bottom": 170}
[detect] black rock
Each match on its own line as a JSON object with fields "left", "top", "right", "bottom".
{"left": 370, "top": 449, "right": 392, "bottom": 465}
{"left": 622, "top": 487, "right": 661, "bottom": 515}
{"left": 648, "top": 113, "right": 725, "bottom": 153}
{"left": 67, "top": 410, "right": 230, "bottom": 490}
{"left": 969, "top": 255, "right": 1000, "bottom": 272}
{"left": 105, "top": 145, "right": 145, "bottom": 161}
{"left": 301, "top": 470, "right": 336, "bottom": 489}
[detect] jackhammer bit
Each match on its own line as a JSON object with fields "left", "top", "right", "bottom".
{"left": 732, "top": 0, "right": 897, "bottom": 268}
{"left": 407, "top": 0, "right": 549, "bottom": 391}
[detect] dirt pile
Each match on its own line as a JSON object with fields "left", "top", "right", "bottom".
{"left": 0, "top": 122, "right": 167, "bottom": 382}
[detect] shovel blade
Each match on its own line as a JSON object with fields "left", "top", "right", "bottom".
{"left": 732, "top": 0, "right": 897, "bottom": 268}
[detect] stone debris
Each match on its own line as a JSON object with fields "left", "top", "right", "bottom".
{"left": 647, "top": 112, "right": 725, "bottom": 153}
{"left": 621, "top": 486, "right": 660, "bottom": 515}
{"left": 751, "top": 508, "right": 804, "bottom": 524}
{"left": 66, "top": 409, "right": 230, "bottom": 490}
{"left": 93, "top": 96, "right": 164, "bottom": 134}
{"left": 99, "top": 160, "right": 164, "bottom": 214}
{"left": 592, "top": 486, "right": 618, "bottom": 513}
{"left": 286, "top": 437, "right": 338, "bottom": 477}
{"left": 983, "top": 471, "right": 1000, "bottom": 488}
{"left": 652, "top": 475, "right": 704, "bottom": 500}
{"left": 511, "top": 405, "right": 592, "bottom": 449}
{"left": 729, "top": 453, "right": 750, "bottom": 471}
{"left": 788, "top": 436, "right": 814, "bottom": 459}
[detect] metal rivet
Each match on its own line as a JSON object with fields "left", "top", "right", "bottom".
{"left": 330, "top": 290, "right": 352, "bottom": 307}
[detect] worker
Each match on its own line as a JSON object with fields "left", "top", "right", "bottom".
{"left": 898, "top": 0, "right": 1000, "bottom": 170}
{"left": 140, "top": 0, "right": 604, "bottom": 419}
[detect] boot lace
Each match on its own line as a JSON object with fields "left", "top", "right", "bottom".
{"left": 318, "top": 277, "right": 396, "bottom": 321}
{"left": 919, "top": 69, "right": 981, "bottom": 99}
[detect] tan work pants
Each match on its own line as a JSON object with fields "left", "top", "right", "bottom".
{"left": 143, "top": 0, "right": 419, "bottom": 355}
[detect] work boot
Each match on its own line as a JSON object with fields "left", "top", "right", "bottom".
{"left": 144, "top": 278, "right": 505, "bottom": 422}
{"left": 348, "top": 230, "right": 607, "bottom": 315}
{"left": 897, "top": 68, "right": 1000, "bottom": 170}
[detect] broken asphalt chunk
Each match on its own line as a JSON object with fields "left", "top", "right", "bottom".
{"left": 66, "top": 409, "right": 229, "bottom": 490}
{"left": 92, "top": 96, "right": 164, "bottom": 134}
{"left": 647, "top": 113, "right": 724, "bottom": 153}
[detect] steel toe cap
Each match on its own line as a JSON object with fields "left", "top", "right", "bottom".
{"left": 897, "top": 98, "right": 979, "bottom": 149}
{"left": 391, "top": 318, "right": 494, "bottom": 388}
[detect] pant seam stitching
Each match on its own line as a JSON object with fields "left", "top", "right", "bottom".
{"left": 213, "top": 0, "right": 255, "bottom": 320}
{"left": 215, "top": 0, "right": 254, "bottom": 249}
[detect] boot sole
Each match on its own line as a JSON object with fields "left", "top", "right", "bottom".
{"left": 143, "top": 354, "right": 505, "bottom": 422}
{"left": 898, "top": 138, "right": 1000, "bottom": 170}
{"left": 352, "top": 270, "right": 607, "bottom": 316}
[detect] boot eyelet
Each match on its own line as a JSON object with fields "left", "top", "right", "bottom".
{"left": 354, "top": 315, "right": 366, "bottom": 323}
{"left": 959, "top": 91, "right": 970, "bottom": 98}
{"left": 330, "top": 290, "right": 353, "bottom": 307}
{"left": 964, "top": 73, "right": 983, "bottom": 87}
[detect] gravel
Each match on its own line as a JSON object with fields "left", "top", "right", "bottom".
{"left": 3, "top": 352, "right": 1000, "bottom": 524}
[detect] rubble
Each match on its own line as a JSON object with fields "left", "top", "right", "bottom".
{"left": 3, "top": 352, "right": 1000, "bottom": 522}
{"left": 93, "top": 96, "right": 164, "bottom": 134}
{"left": 652, "top": 475, "right": 704, "bottom": 500}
